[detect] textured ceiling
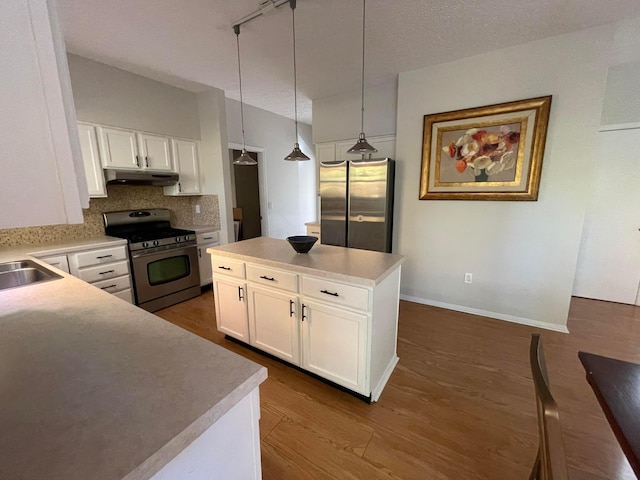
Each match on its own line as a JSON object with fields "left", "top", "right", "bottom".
{"left": 56, "top": 0, "right": 640, "bottom": 125}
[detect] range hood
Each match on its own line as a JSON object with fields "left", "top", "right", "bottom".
{"left": 105, "top": 169, "right": 179, "bottom": 186}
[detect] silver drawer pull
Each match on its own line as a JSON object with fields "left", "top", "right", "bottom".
{"left": 100, "top": 284, "right": 117, "bottom": 290}
{"left": 320, "top": 289, "right": 339, "bottom": 297}
{"left": 260, "top": 275, "right": 275, "bottom": 281}
{"left": 218, "top": 266, "right": 231, "bottom": 271}
{"left": 96, "top": 254, "right": 113, "bottom": 259}
{"left": 98, "top": 270, "right": 115, "bottom": 275}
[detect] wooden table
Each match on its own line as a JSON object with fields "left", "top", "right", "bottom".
{"left": 579, "top": 351, "right": 640, "bottom": 478}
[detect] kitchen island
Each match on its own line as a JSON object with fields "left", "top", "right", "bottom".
{"left": 0, "top": 249, "right": 267, "bottom": 480}
{"left": 208, "top": 237, "right": 404, "bottom": 401}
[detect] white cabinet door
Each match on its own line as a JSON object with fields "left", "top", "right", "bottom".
{"left": 248, "top": 285, "right": 300, "bottom": 365}
{"left": 315, "top": 143, "right": 336, "bottom": 163}
{"left": 198, "top": 242, "right": 218, "bottom": 286}
{"left": 99, "top": 127, "right": 140, "bottom": 169}
{"left": 77, "top": 123, "right": 106, "bottom": 197}
{"left": 138, "top": 133, "right": 173, "bottom": 171}
{"left": 301, "top": 300, "right": 368, "bottom": 394}
{"left": 1, "top": 0, "right": 87, "bottom": 229}
{"left": 213, "top": 276, "right": 249, "bottom": 342}
{"left": 165, "top": 139, "right": 200, "bottom": 195}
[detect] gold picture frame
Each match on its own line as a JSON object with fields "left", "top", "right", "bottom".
{"left": 419, "top": 96, "right": 552, "bottom": 201}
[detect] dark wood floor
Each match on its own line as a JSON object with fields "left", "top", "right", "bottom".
{"left": 156, "top": 291, "right": 640, "bottom": 479}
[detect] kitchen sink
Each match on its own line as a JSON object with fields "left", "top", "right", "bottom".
{"left": 0, "top": 260, "right": 62, "bottom": 291}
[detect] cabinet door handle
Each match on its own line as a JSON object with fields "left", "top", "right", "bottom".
{"left": 320, "top": 289, "right": 339, "bottom": 297}
{"left": 218, "top": 266, "right": 231, "bottom": 271}
{"left": 178, "top": 182, "right": 182, "bottom": 193}
{"left": 135, "top": 155, "right": 140, "bottom": 167}
{"left": 98, "top": 269, "right": 115, "bottom": 275}
{"left": 289, "top": 299, "right": 294, "bottom": 318}
{"left": 301, "top": 304, "right": 307, "bottom": 322}
{"left": 100, "top": 284, "right": 117, "bottom": 290}
{"left": 238, "top": 286, "right": 244, "bottom": 301}
{"left": 145, "top": 156, "right": 149, "bottom": 168}
{"left": 259, "top": 275, "right": 275, "bottom": 282}
{"left": 198, "top": 248, "right": 202, "bottom": 258}
{"left": 95, "top": 254, "right": 113, "bottom": 259}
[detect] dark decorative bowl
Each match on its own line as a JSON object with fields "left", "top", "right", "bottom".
{"left": 286, "top": 235, "right": 318, "bottom": 254}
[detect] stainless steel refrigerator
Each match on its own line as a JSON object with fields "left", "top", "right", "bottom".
{"left": 320, "top": 158, "right": 395, "bottom": 253}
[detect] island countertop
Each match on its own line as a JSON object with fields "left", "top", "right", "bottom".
{"left": 208, "top": 237, "right": 404, "bottom": 287}
{"left": 0, "top": 247, "right": 267, "bottom": 480}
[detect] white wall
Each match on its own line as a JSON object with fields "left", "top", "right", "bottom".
{"left": 68, "top": 54, "right": 201, "bottom": 139}
{"left": 312, "top": 81, "right": 397, "bottom": 144}
{"left": 225, "top": 98, "right": 316, "bottom": 239}
{"left": 393, "top": 25, "right": 617, "bottom": 330}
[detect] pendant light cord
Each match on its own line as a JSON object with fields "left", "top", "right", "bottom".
{"left": 291, "top": 0, "right": 299, "bottom": 141}
{"left": 360, "top": 0, "right": 366, "bottom": 134}
{"left": 234, "top": 25, "right": 247, "bottom": 150}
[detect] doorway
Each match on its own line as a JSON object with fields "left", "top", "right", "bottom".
{"left": 230, "top": 149, "right": 262, "bottom": 241}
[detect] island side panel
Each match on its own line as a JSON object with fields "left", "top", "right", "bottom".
{"left": 149, "top": 387, "right": 262, "bottom": 480}
{"left": 369, "top": 265, "right": 402, "bottom": 401}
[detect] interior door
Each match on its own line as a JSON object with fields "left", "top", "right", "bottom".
{"left": 231, "top": 150, "right": 262, "bottom": 240}
{"left": 573, "top": 128, "right": 640, "bottom": 304}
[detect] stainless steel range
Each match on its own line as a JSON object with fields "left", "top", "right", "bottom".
{"left": 104, "top": 209, "right": 200, "bottom": 312}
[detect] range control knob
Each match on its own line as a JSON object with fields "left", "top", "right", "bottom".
{"left": 175, "top": 236, "right": 182, "bottom": 242}
{"left": 142, "top": 242, "right": 149, "bottom": 248}
{"left": 184, "top": 235, "right": 192, "bottom": 241}
{"left": 153, "top": 240, "right": 160, "bottom": 247}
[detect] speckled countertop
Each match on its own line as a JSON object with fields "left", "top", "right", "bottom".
{"left": 208, "top": 237, "right": 404, "bottom": 287}
{"left": 0, "top": 246, "right": 267, "bottom": 480}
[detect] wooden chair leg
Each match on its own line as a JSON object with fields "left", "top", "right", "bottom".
{"left": 529, "top": 451, "right": 541, "bottom": 480}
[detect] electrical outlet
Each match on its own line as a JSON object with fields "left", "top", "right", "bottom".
{"left": 195, "top": 204, "right": 201, "bottom": 214}
{"left": 464, "top": 273, "right": 473, "bottom": 284}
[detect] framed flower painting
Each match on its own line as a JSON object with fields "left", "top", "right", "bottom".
{"left": 419, "top": 96, "right": 552, "bottom": 200}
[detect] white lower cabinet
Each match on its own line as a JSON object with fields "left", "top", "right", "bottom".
{"left": 213, "top": 276, "right": 249, "bottom": 342}
{"left": 211, "top": 252, "right": 401, "bottom": 400}
{"left": 248, "top": 285, "right": 300, "bottom": 365}
{"left": 37, "top": 243, "right": 133, "bottom": 303}
{"left": 300, "top": 300, "right": 367, "bottom": 394}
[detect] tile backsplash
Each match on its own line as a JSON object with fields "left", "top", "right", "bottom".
{"left": 0, "top": 185, "right": 220, "bottom": 247}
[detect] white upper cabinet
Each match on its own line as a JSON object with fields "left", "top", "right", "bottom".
{"left": 77, "top": 123, "right": 106, "bottom": 198}
{"left": 1, "top": 0, "right": 88, "bottom": 228}
{"left": 137, "top": 133, "right": 173, "bottom": 171}
{"left": 98, "top": 126, "right": 174, "bottom": 172}
{"left": 165, "top": 139, "right": 200, "bottom": 195}
{"left": 99, "top": 127, "right": 140, "bottom": 169}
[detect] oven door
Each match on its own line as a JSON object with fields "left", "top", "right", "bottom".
{"left": 131, "top": 245, "right": 199, "bottom": 305}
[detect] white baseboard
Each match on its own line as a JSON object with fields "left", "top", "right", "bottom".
{"left": 399, "top": 294, "right": 570, "bottom": 334}
{"left": 371, "top": 355, "right": 399, "bottom": 402}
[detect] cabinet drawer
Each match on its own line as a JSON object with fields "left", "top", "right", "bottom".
{"left": 92, "top": 274, "right": 131, "bottom": 293}
{"left": 72, "top": 245, "right": 127, "bottom": 268}
{"left": 76, "top": 260, "right": 130, "bottom": 284}
{"left": 38, "top": 254, "right": 70, "bottom": 274}
{"left": 211, "top": 256, "right": 246, "bottom": 279}
{"left": 247, "top": 263, "right": 298, "bottom": 293}
{"left": 301, "top": 276, "right": 369, "bottom": 312}
{"left": 197, "top": 230, "right": 219, "bottom": 244}
{"left": 113, "top": 288, "right": 133, "bottom": 303}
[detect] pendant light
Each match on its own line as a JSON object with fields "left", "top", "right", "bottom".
{"left": 284, "top": 0, "right": 310, "bottom": 161}
{"left": 347, "top": 0, "right": 377, "bottom": 157}
{"left": 233, "top": 24, "right": 257, "bottom": 166}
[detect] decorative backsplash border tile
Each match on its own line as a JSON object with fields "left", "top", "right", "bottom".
{"left": 0, "top": 186, "right": 220, "bottom": 247}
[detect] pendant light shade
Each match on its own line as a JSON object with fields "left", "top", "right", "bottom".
{"left": 284, "top": 0, "right": 310, "bottom": 161}
{"left": 233, "top": 25, "right": 257, "bottom": 166}
{"left": 347, "top": 0, "right": 377, "bottom": 157}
